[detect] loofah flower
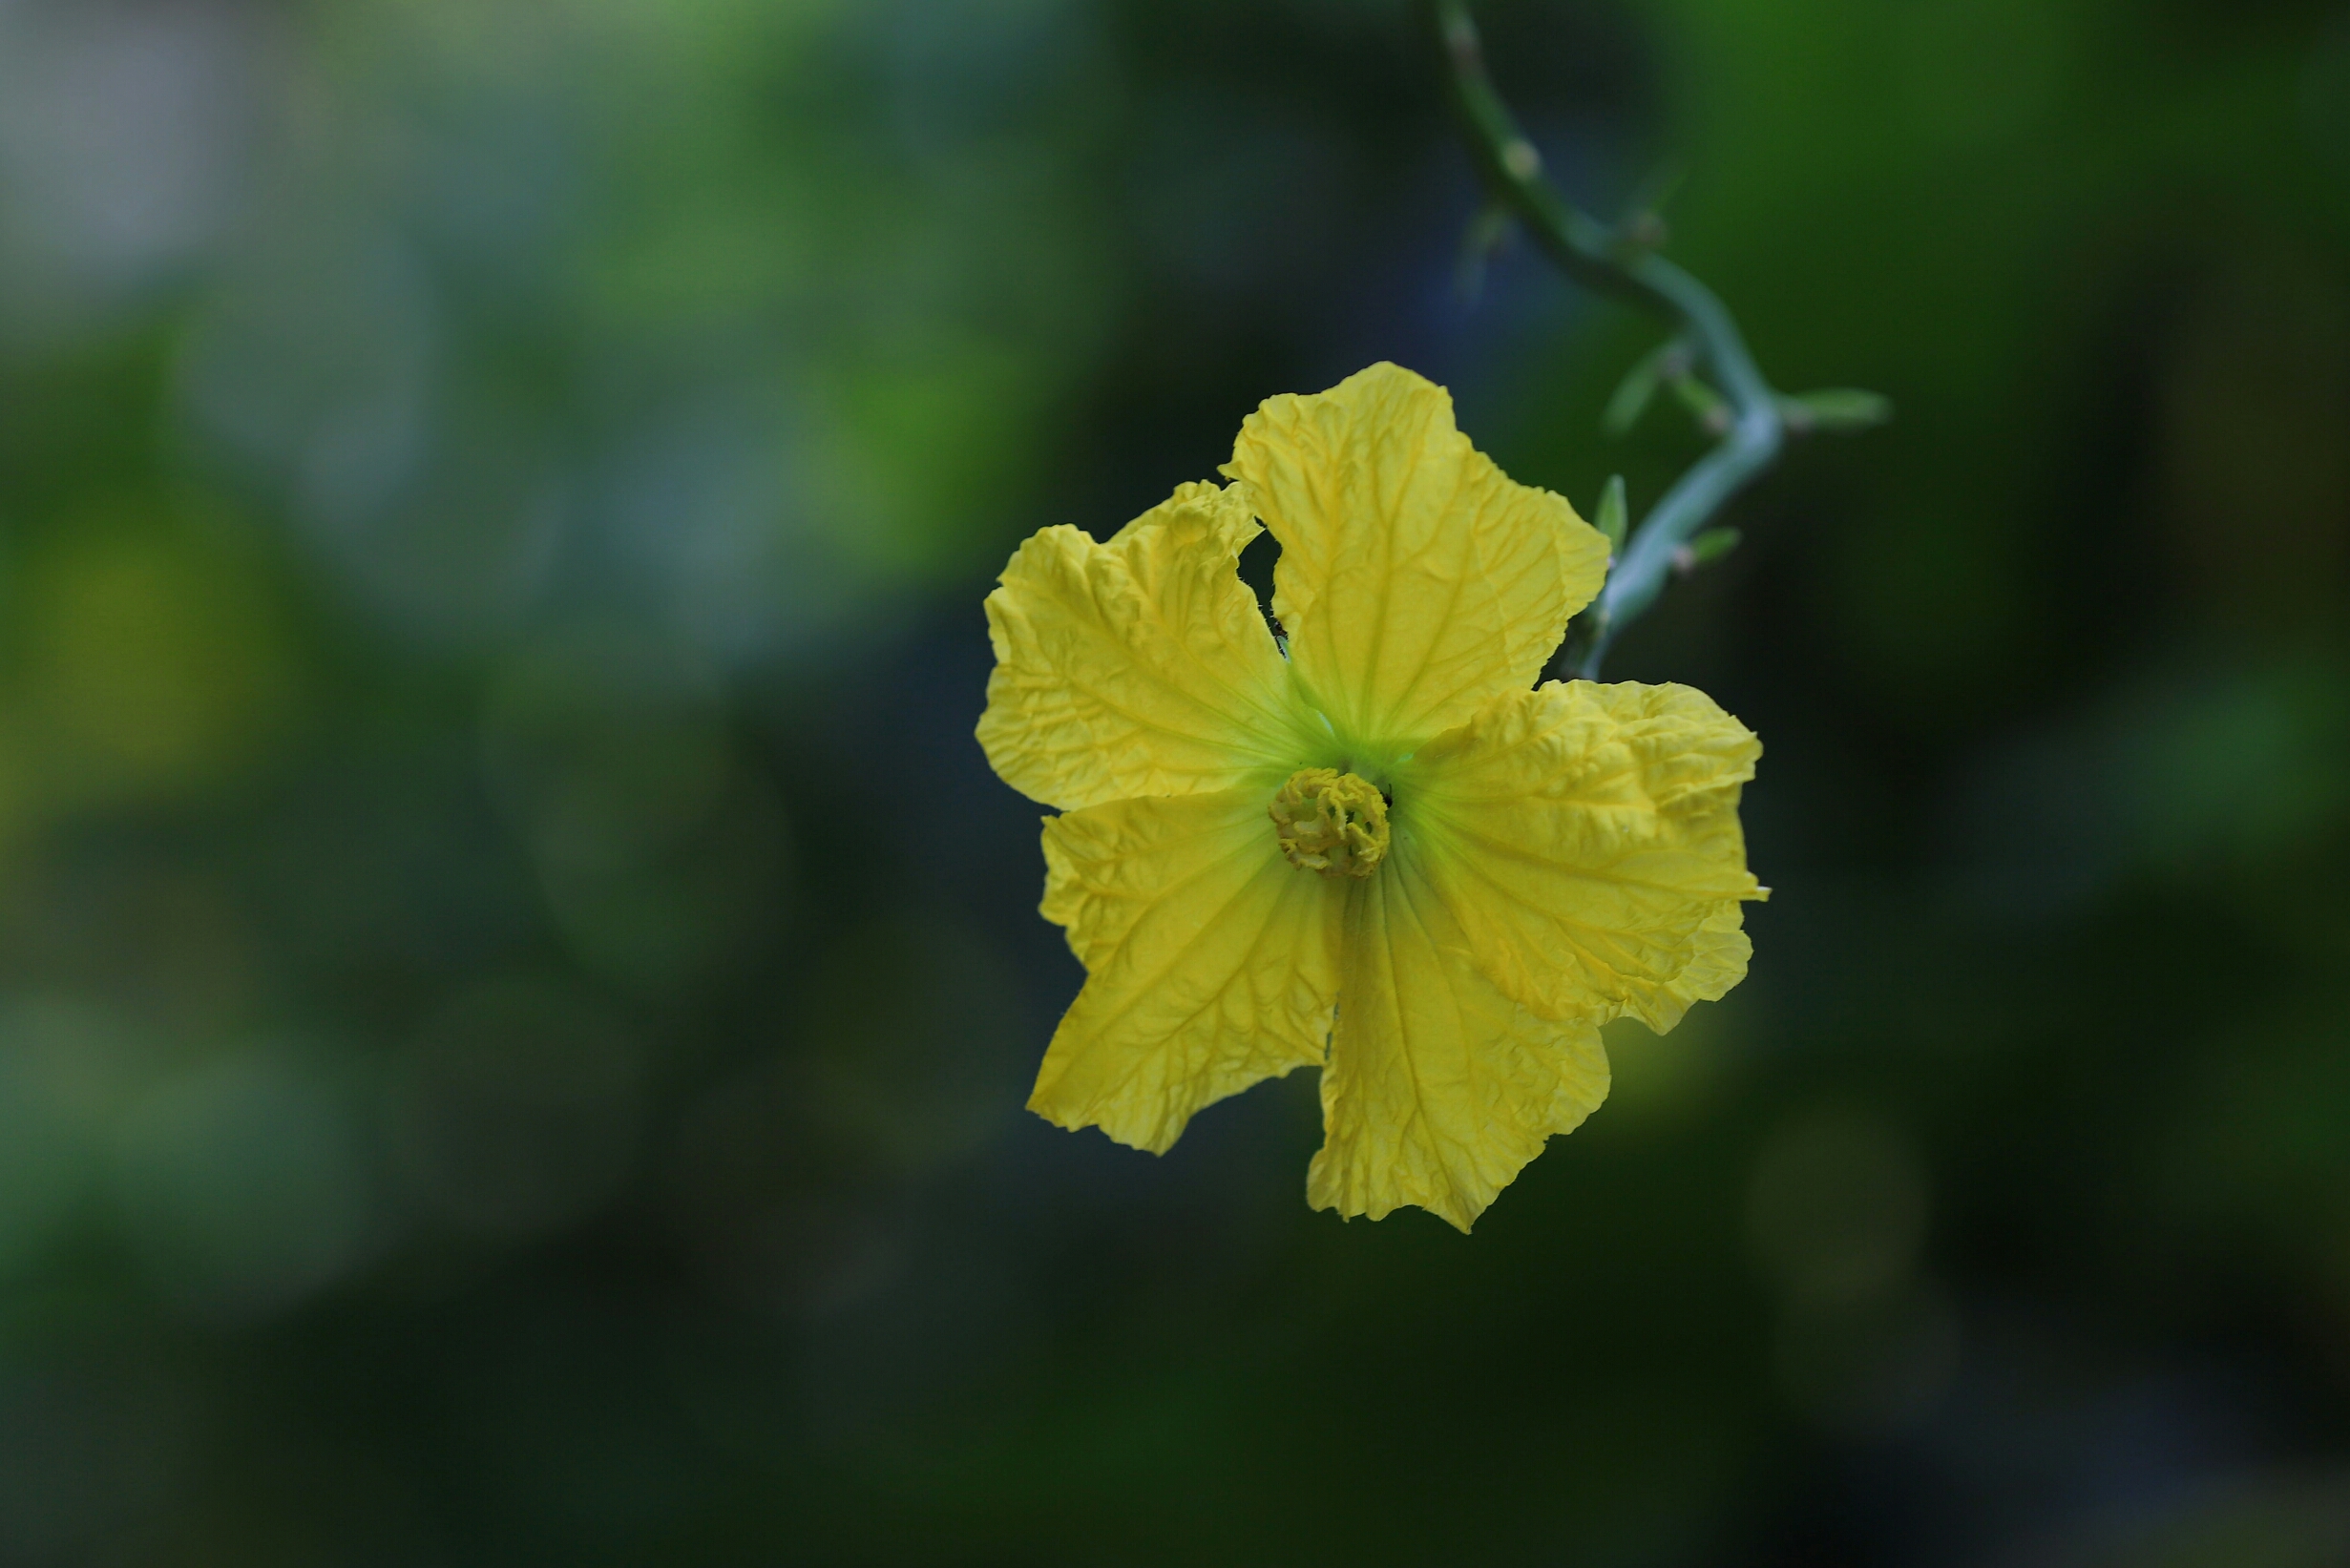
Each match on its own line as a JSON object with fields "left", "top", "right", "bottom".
{"left": 976, "top": 363, "right": 1764, "bottom": 1229}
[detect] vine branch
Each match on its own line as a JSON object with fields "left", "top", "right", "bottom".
{"left": 1420, "top": 0, "right": 1879, "bottom": 679}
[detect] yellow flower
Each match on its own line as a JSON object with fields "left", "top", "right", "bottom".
{"left": 977, "top": 363, "right": 1764, "bottom": 1230}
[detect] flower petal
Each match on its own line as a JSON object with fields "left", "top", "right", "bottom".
{"left": 978, "top": 482, "right": 1314, "bottom": 811}
{"left": 1402, "top": 680, "right": 1765, "bottom": 1034}
{"left": 1221, "top": 363, "right": 1607, "bottom": 749}
{"left": 1031, "top": 787, "right": 1345, "bottom": 1155}
{"left": 1309, "top": 840, "right": 1610, "bottom": 1232}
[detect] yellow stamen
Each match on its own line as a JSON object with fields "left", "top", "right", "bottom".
{"left": 1269, "top": 767, "right": 1389, "bottom": 879}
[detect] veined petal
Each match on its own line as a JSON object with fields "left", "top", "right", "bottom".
{"left": 1402, "top": 680, "right": 1765, "bottom": 1034}
{"left": 1221, "top": 363, "right": 1607, "bottom": 748}
{"left": 1032, "top": 787, "right": 1344, "bottom": 1155}
{"left": 978, "top": 482, "right": 1313, "bottom": 812}
{"left": 1309, "top": 840, "right": 1610, "bottom": 1232}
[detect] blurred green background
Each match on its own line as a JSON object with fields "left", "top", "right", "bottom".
{"left": 0, "top": 0, "right": 2346, "bottom": 1561}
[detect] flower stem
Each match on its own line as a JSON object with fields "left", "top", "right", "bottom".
{"left": 1419, "top": 0, "right": 1786, "bottom": 679}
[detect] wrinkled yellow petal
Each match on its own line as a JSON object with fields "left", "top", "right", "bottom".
{"left": 978, "top": 482, "right": 1314, "bottom": 811}
{"left": 1032, "top": 787, "right": 1344, "bottom": 1154}
{"left": 1401, "top": 680, "right": 1764, "bottom": 1034}
{"left": 1221, "top": 363, "right": 1607, "bottom": 750}
{"left": 1309, "top": 839, "right": 1610, "bottom": 1231}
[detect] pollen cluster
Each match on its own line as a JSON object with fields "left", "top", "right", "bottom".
{"left": 1269, "top": 767, "right": 1390, "bottom": 879}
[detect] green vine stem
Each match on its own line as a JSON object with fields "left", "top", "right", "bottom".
{"left": 1421, "top": 0, "right": 1827, "bottom": 679}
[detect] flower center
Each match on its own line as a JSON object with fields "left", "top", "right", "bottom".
{"left": 1269, "top": 767, "right": 1389, "bottom": 879}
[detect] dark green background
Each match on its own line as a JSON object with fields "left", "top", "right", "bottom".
{"left": 1, "top": 0, "right": 2346, "bottom": 1561}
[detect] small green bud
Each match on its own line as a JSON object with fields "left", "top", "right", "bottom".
{"left": 1603, "top": 338, "right": 1683, "bottom": 437}
{"left": 1689, "top": 526, "right": 1742, "bottom": 562}
{"left": 1779, "top": 387, "right": 1892, "bottom": 435}
{"left": 1454, "top": 199, "right": 1514, "bottom": 301}
{"left": 1608, "top": 209, "right": 1669, "bottom": 262}
{"left": 1669, "top": 369, "right": 1729, "bottom": 434}
{"left": 1593, "top": 474, "right": 1628, "bottom": 558}
{"left": 1670, "top": 527, "right": 1743, "bottom": 575}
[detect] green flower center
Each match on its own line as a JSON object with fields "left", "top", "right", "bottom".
{"left": 1269, "top": 767, "right": 1390, "bottom": 879}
